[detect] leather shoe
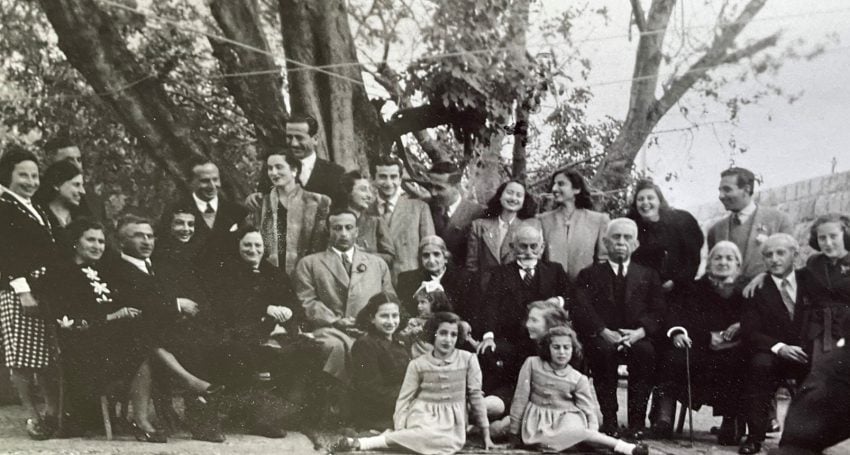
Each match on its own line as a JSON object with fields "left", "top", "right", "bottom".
{"left": 600, "top": 423, "right": 621, "bottom": 438}
{"left": 739, "top": 439, "right": 762, "bottom": 454}
{"left": 633, "top": 443, "right": 650, "bottom": 455}
{"left": 718, "top": 417, "right": 741, "bottom": 446}
{"left": 626, "top": 426, "right": 647, "bottom": 441}
{"left": 649, "top": 421, "right": 673, "bottom": 439}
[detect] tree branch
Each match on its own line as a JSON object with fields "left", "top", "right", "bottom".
{"left": 629, "top": 0, "right": 647, "bottom": 32}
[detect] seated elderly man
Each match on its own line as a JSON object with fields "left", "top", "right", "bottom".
{"left": 294, "top": 208, "right": 395, "bottom": 384}
{"left": 477, "top": 224, "right": 570, "bottom": 423}
{"left": 740, "top": 234, "right": 811, "bottom": 455}
{"left": 571, "top": 218, "right": 665, "bottom": 440}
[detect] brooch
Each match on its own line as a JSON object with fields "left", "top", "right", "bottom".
{"left": 356, "top": 263, "right": 367, "bottom": 273}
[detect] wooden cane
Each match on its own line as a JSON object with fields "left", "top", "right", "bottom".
{"left": 684, "top": 345, "right": 695, "bottom": 446}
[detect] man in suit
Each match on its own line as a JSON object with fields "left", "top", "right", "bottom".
{"left": 708, "top": 167, "right": 793, "bottom": 280}
{"left": 740, "top": 234, "right": 811, "bottom": 454}
{"left": 294, "top": 209, "right": 395, "bottom": 383}
{"left": 476, "top": 224, "right": 570, "bottom": 421}
{"left": 368, "top": 155, "right": 435, "bottom": 282}
{"left": 572, "top": 218, "right": 665, "bottom": 439}
{"left": 426, "top": 161, "right": 484, "bottom": 267}
{"left": 113, "top": 215, "right": 225, "bottom": 442}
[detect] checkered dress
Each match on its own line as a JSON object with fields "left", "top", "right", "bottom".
{"left": 0, "top": 288, "right": 52, "bottom": 369}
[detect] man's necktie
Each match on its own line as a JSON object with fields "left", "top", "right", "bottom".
{"left": 145, "top": 260, "right": 155, "bottom": 276}
{"left": 731, "top": 212, "right": 742, "bottom": 226}
{"left": 341, "top": 253, "right": 352, "bottom": 276}
{"left": 614, "top": 263, "right": 626, "bottom": 327}
{"left": 779, "top": 278, "right": 795, "bottom": 319}
{"left": 523, "top": 267, "right": 535, "bottom": 287}
{"left": 435, "top": 207, "right": 450, "bottom": 233}
{"left": 203, "top": 202, "right": 216, "bottom": 228}
{"left": 382, "top": 201, "right": 393, "bottom": 222}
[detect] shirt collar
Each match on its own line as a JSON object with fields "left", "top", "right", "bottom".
{"left": 4, "top": 187, "right": 44, "bottom": 224}
{"left": 517, "top": 258, "right": 538, "bottom": 271}
{"left": 735, "top": 200, "right": 757, "bottom": 221}
{"left": 379, "top": 189, "right": 401, "bottom": 208}
{"left": 192, "top": 193, "right": 218, "bottom": 213}
{"left": 122, "top": 253, "right": 152, "bottom": 274}
{"left": 499, "top": 214, "right": 515, "bottom": 229}
{"left": 300, "top": 153, "right": 317, "bottom": 169}
{"left": 446, "top": 196, "right": 462, "bottom": 218}
{"left": 770, "top": 271, "right": 797, "bottom": 292}
{"left": 607, "top": 259, "right": 631, "bottom": 275}
{"left": 331, "top": 246, "right": 354, "bottom": 262}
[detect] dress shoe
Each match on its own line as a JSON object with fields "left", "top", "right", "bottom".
{"left": 625, "top": 426, "right": 647, "bottom": 441}
{"left": 331, "top": 436, "right": 358, "bottom": 452}
{"left": 250, "top": 423, "right": 287, "bottom": 439}
{"left": 649, "top": 421, "right": 673, "bottom": 439}
{"left": 192, "top": 428, "right": 226, "bottom": 443}
{"left": 26, "top": 418, "right": 51, "bottom": 441}
{"left": 130, "top": 421, "right": 167, "bottom": 443}
{"left": 633, "top": 443, "right": 650, "bottom": 455}
{"left": 769, "top": 418, "right": 781, "bottom": 433}
{"left": 739, "top": 439, "right": 763, "bottom": 454}
{"left": 600, "top": 422, "right": 621, "bottom": 438}
{"left": 718, "top": 416, "right": 741, "bottom": 446}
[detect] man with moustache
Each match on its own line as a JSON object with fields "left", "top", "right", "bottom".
{"left": 571, "top": 218, "right": 665, "bottom": 440}
{"left": 740, "top": 234, "right": 810, "bottom": 454}
{"left": 708, "top": 167, "right": 793, "bottom": 280}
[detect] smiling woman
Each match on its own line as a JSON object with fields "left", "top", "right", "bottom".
{"left": 33, "top": 159, "right": 85, "bottom": 232}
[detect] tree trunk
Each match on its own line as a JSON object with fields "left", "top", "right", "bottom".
{"left": 592, "top": 0, "right": 774, "bottom": 192}
{"left": 510, "top": 0, "right": 531, "bottom": 183}
{"left": 278, "top": 0, "right": 383, "bottom": 174}
{"left": 37, "top": 0, "right": 250, "bottom": 199}
{"left": 208, "top": 0, "right": 289, "bottom": 156}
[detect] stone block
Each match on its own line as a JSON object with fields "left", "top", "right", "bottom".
{"left": 827, "top": 193, "right": 844, "bottom": 213}
{"left": 797, "top": 197, "right": 817, "bottom": 221}
{"left": 809, "top": 176, "right": 825, "bottom": 197}
{"left": 797, "top": 181, "right": 810, "bottom": 200}
{"left": 814, "top": 194, "right": 829, "bottom": 216}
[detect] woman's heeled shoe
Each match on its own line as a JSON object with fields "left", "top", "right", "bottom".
{"left": 26, "top": 418, "right": 51, "bottom": 441}
{"left": 130, "top": 421, "right": 167, "bottom": 443}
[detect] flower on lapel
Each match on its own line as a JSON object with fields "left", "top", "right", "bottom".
{"left": 755, "top": 233, "right": 768, "bottom": 245}
{"left": 82, "top": 267, "right": 99, "bottom": 280}
{"left": 356, "top": 263, "right": 367, "bottom": 273}
{"left": 754, "top": 224, "right": 769, "bottom": 245}
{"left": 57, "top": 316, "right": 75, "bottom": 329}
{"left": 840, "top": 264, "right": 850, "bottom": 276}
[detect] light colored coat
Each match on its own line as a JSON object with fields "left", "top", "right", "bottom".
{"left": 369, "top": 193, "right": 434, "bottom": 279}
{"left": 707, "top": 205, "right": 793, "bottom": 279}
{"left": 294, "top": 247, "right": 395, "bottom": 328}
{"left": 466, "top": 216, "right": 533, "bottom": 274}
{"left": 535, "top": 208, "right": 610, "bottom": 281}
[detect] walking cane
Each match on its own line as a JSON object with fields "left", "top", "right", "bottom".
{"left": 684, "top": 344, "right": 695, "bottom": 447}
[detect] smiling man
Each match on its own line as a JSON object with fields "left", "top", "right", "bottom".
{"left": 707, "top": 167, "right": 793, "bottom": 280}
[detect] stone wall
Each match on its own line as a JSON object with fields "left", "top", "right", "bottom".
{"left": 688, "top": 169, "right": 850, "bottom": 263}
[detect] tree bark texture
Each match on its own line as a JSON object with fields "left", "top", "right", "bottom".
{"left": 38, "top": 0, "right": 250, "bottom": 199}
{"left": 592, "top": 0, "right": 773, "bottom": 192}
{"left": 209, "top": 0, "right": 289, "bottom": 157}
{"left": 278, "top": 0, "right": 383, "bottom": 174}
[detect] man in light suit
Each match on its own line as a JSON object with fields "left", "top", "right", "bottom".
{"left": 368, "top": 155, "right": 434, "bottom": 282}
{"left": 294, "top": 209, "right": 396, "bottom": 382}
{"left": 426, "top": 161, "right": 484, "bottom": 267}
{"left": 707, "top": 167, "right": 793, "bottom": 280}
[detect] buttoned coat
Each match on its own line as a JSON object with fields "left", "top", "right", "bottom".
{"left": 706, "top": 205, "right": 793, "bottom": 279}
{"left": 368, "top": 193, "right": 434, "bottom": 280}
{"left": 294, "top": 247, "right": 395, "bottom": 329}
{"left": 535, "top": 208, "right": 610, "bottom": 282}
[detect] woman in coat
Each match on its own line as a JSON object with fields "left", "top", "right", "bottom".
{"left": 0, "top": 146, "right": 61, "bottom": 439}
{"left": 252, "top": 150, "right": 331, "bottom": 277}
{"left": 536, "top": 169, "right": 609, "bottom": 282}
{"left": 653, "top": 241, "right": 747, "bottom": 443}
{"left": 33, "top": 159, "right": 87, "bottom": 235}
{"left": 337, "top": 170, "right": 395, "bottom": 268}
{"left": 466, "top": 180, "right": 537, "bottom": 289}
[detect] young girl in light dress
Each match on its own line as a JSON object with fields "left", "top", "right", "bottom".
{"left": 334, "top": 311, "right": 494, "bottom": 454}
{"left": 397, "top": 283, "right": 453, "bottom": 358}
{"left": 509, "top": 326, "right": 649, "bottom": 455}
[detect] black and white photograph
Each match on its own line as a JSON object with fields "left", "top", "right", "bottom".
{"left": 0, "top": 0, "right": 849, "bottom": 453}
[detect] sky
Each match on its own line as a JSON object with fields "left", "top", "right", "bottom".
{"left": 531, "top": 0, "right": 850, "bottom": 210}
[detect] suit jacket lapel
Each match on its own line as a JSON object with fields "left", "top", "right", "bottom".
{"left": 481, "top": 219, "right": 502, "bottom": 261}
{"left": 744, "top": 206, "right": 766, "bottom": 261}
{"left": 349, "top": 248, "right": 367, "bottom": 288}
{"left": 624, "top": 265, "right": 637, "bottom": 310}
{"left": 320, "top": 250, "right": 350, "bottom": 288}
{"left": 305, "top": 159, "right": 323, "bottom": 190}
{"left": 500, "top": 219, "right": 519, "bottom": 261}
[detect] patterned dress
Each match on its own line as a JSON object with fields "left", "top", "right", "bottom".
{"left": 0, "top": 192, "right": 56, "bottom": 369}
{"left": 509, "top": 357, "right": 600, "bottom": 451}
{"left": 386, "top": 349, "right": 488, "bottom": 455}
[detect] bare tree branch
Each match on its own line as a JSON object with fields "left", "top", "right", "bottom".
{"left": 629, "top": 0, "right": 647, "bottom": 32}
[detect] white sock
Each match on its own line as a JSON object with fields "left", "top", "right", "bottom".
{"left": 358, "top": 435, "right": 389, "bottom": 451}
{"left": 614, "top": 440, "right": 637, "bottom": 454}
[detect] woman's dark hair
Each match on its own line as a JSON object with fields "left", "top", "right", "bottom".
{"left": 809, "top": 213, "right": 850, "bottom": 252}
{"left": 34, "top": 160, "right": 82, "bottom": 205}
{"left": 484, "top": 180, "right": 537, "bottom": 219}
{"left": 356, "top": 292, "right": 401, "bottom": 333}
{"left": 538, "top": 325, "right": 582, "bottom": 364}
{"left": 412, "top": 287, "right": 453, "bottom": 314}
{"left": 65, "top": 217, "right": 105, "bottom": 256}
{"left": 424, "top": 311, "right": 467, "bottom": 346}
{"left": 0, "top": 145, "right": 39, "bottom": 187}
{"left": 266, "top": 148, "right": 302, "bottom": 185}
{"left": 626, "top": 179, "right": 671, "bottom": 220}
{"left": 550, "top": 169, "right": 593, "bottom": 209}
{"left": 338, "top": 170, "right": 367, "bottom": 209}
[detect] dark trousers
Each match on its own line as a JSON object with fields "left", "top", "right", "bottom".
{"left": 586, "top": 336, "right": 656, "bottom": 429}
{"left": 744, "top": 352, "right": 809, "bottom": 442}
{"left": 770, "top": 347, "right": 850, "bottom": 455}
{"left": 656, "top": 346, "right": 744, "bottom": 417}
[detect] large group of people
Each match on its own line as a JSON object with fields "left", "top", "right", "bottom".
{"left": 0, "top": 113, "right": 848, "bottom": 455}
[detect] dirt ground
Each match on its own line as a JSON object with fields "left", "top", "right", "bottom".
{"left": 0, "top": 390, "right": 848, "bottom": 455}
